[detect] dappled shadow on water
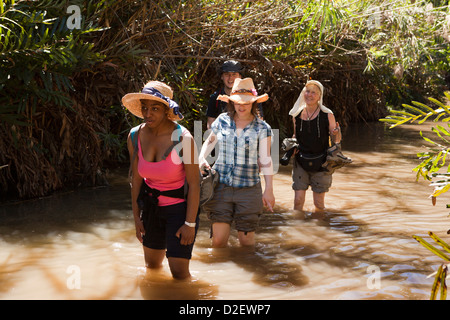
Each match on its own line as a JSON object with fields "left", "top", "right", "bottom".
{"left": 138, "top": 268, "right": 219, "bottom": 300}
{"left": 195, "top": 241, "right": 309, "bottom": 290}
{"left": 0, "top": 122, "right": 446, "bottom": 299}
{"left": 0, "top": 168, "right": 375, "bottom": 296}
{"left": 199, "top": 194, "right": 439, "bottom": 298}
{"left": 0, "top": 170, "right": 434, "bottom": 299}
{"left": 193, "top": 207, "right": 376, "bottom": 291}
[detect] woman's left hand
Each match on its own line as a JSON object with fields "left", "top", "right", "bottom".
{"left": 262, "top": 189, "right": 275, "bottom": 213}
{"left": 176, "top": 224, "right": 196, "bottom": 245}
{"left": 332, "top": 122, "right": 340, "bottom": 136}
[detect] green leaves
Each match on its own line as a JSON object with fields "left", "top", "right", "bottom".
{"left": 380, "top": 97, "right": 450, "bottom": 129}
{"left": 382, "top": 95, "right": 450, "bottom": 300}
{"left": 413, "top": 232, "right": 450, "bottom": 262}
{"left": 413, "top": 232, "right": 449, "bottom": 300}
{"left": 298, "top": 0, "right": 347, "bottom": 43}
{"left": 0, "top": 1, "right": 104, "bottom": 125}
{"left": 382, "top": 95, "right": 450, "bottom": 199}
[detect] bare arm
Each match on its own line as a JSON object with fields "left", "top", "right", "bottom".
{"left": 259, "top": 136, "right": 275, "bottom": 212}
{"left": 176, "top": 135, "right": 200, "bottom": 245}
{"left": 127, "top": 133, "right": 145, "bottom": 243}
{"left": 328, "top": 113, "right": 341, "bottom": 144}
{"left": 198, "top": 130, "right": 218, "bottom": 170}
{"left": 207, "top": 117, "right": 216, "bottom": 130}
{"left": 292, "top": 116, "right": 296, "bottom": 138}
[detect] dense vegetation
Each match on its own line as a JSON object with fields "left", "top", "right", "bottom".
{"left": 1, "top": 0, "right": 450, "bottom": 200}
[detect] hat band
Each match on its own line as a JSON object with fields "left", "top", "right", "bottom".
{"left": 231, "top": 89, "right": 258, "bottom": 96}
{"left": 142, "top": 87, "right": 183, "bottom": 119}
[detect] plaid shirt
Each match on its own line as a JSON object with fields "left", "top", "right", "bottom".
{"left": 211, "top": 113, "right": 273, "bottom": 187}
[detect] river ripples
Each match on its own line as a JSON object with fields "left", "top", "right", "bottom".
{"left": 0, "top": 122, "right": 448, "bottom": 300}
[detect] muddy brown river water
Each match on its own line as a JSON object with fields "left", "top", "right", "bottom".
{"left": 0, "top": 122, "right": 448, "bottom": 300}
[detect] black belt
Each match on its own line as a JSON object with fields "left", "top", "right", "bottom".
{"left": 137, "top": 182, "right": 185, "bottom": 210}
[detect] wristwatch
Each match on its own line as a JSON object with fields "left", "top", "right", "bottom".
{"left": 184, "top": 221, "right": 196, "bottom": 228}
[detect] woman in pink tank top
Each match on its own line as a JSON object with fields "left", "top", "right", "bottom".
{"left": 122, "top": 81, "right": 200, "bottom": 280}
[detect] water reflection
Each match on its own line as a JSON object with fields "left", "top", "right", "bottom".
{"left": 138, "top": 268, "right": 219, "bottom": 300}
{"left": 0, "top": 122, "right": 449, "bottom": 300}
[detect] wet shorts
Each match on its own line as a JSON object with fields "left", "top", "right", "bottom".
{"left": 141, "top": 201, "right": 199, "bottom": 259}
{"left": 204, "top": 182, "right": 263, "bottom": 233}
{"left": 292, "top": 159, "right": 332, "bottom": 193}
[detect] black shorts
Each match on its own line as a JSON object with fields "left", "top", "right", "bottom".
{"left": 141, "top": 201, "right": 199, "bottom": 259}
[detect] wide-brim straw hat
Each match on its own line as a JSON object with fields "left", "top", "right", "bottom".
{"left": 121, "top": 81, "right": 183, "bottom": 121}
{"left": 217, "top": 78, "right": 269, "bottom": 104}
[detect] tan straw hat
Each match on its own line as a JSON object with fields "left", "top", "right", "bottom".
{"left": 121, "top": 81, "right": 183, "bottom": 121}
{"left": 217, "top": 78, "right": 269, "bottom": 104}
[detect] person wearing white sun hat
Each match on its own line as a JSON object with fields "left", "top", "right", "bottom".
{"left": 122, "top": 80, "right": 200, "bottom": 280}
{"left": 288, "top": 80, "right": 342, "bottom": 214}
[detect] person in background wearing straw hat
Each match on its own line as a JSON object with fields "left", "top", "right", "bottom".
{"left": 122, "top": 81, "right": 200, "bottom": 280}
{"left": 199, "top": 78, "right": 275, "bottom": 248}
{"left": 288, "top": 80, "right": 341, "bottom": 214}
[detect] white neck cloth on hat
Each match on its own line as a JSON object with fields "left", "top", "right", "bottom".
{"left": 288, "top": 80, "right": 333, "bottom": 118}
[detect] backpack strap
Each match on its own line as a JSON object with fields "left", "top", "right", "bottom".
{"left": 162, "top": 123, "right": 184, "bottom": 160}
{"left": 128, "top": 124, "right": 143, "bottom": 182}
{"left": 130, "top": 124, "right": 142, "bottom": 150}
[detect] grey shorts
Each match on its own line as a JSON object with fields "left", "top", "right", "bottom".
{"left": 292, "top": 159, "right": 332, "bottom": 193}
{"left": 204, "top": 182, "right": 263, "bottom": 233}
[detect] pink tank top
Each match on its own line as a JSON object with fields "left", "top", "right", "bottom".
{"left": 137, "top": 127, "right": 188, "bottom": 206}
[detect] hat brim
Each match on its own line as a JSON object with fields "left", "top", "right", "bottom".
{"left": 217, "top": 93, "right": 269, "bottom": 104}
{"left": 121, "top": 93, "right": 182, "bottom": 121}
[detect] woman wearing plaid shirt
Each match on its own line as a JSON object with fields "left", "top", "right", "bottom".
{"left": 199, "top": 78, "right": 275, "bottom": 248}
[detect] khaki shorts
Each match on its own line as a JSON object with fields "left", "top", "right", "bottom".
{"left": 292, "top": 159, "right": 332, "bottom": 193}
{"left": 204, "top": 182, "right": 263, "bottom": 233}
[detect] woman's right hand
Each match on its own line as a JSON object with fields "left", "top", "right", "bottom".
{"left": 199, "top": 157, "right": 211, "bottom": 173}
{"left": 134, "top": 217, "right": 145, "bottom": 243}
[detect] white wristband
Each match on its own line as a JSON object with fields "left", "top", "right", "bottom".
{"left": 184, "top": 221, "right": 196, "bottom": 228}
